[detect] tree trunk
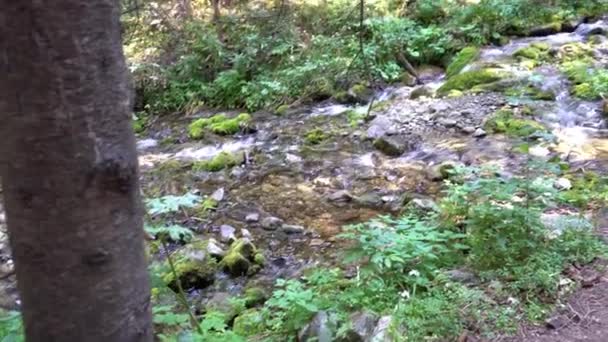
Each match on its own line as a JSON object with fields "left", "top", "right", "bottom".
{"left": 0, "top": 1, "right": 152, "bottom": 341}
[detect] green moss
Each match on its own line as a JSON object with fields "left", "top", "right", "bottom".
{"left": 333, "top": 90, "right": 353, "bottom": 104}
{"left": 188, "top": 113, "right": 252, "bottom": 138}
{"left": 244, "top": 287, "right": 267, "bottom": 307}
{"left": 209, "top": 113, "right": 252, "bottom": 135}
{"left": 220, "top": 239, "right": 258, "bottom": 277}
{"left": 253, "top": 253, "right": 265, "bottom": 266}
{"left": 345, "top": 110, "right": 365, "bottom": 127}
{"left": 557, "top": 42, "right": 594, "bottom": 63}
{"left": 192, "top": 151, "right": 245, "bottom": 172}
{"left": 162, "top": 239, "right": 217, "bottom": 290}
{"left": 275, "top": 105, "right": 289, "bottom": 116}
{"left": 446, "top": 46, "right": 480, "bottom": 78}
{"left": 233, "top": 309, "right": 265, "bottom": 336}
{"left": 445, "top": 90, "right": 462, "bottom": 98}
{"left": 305, "top": 128, "right": 329, "bottom": 145}
{"left": 438, "top": 69, "right": 508, "bottom": 94}
{"left": 505, "top": 85, "right": 555, "bottom": 101}
{"left": 349, "top": 83, "right": 374, "bottom": 103}
{"left": 484, "top": 109, "right": 547, "bottom": 137}
{"left": 573, "top": 83, "right": 595, "bottom": 99}
{"left": 513, "top": 43, "right": 550, "bottom": 62}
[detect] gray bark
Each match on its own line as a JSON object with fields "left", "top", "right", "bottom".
{"left": 0, "top": 1, "right": 152, "bottom": 341}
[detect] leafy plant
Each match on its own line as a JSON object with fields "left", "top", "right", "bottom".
{"left": 145, "top": 224, "right": 194, "bottom": 243}
{"left": 145, "top": 192, "right": 202, "bottom": 216}
{"left": 0, "top": 311, "right": 23, "bottom": 342}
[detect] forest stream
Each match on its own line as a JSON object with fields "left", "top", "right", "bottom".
{"left": 2, "top": 15, "right": 608, "bottom": 342}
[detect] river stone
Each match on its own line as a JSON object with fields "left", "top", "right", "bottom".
{"left": 219, "top": 225, "right": 236, "bottom": 244}
{"left": 298, "top": 311, "right": 337, "bottom": 342}
{"left": 461, "top": 126, "right": 476, "bottom": 134}
{"left": 261, "top": 216, "right": 284, "bottom": 230}
{"left": 410, "top": 197, "right": 438, "bottom": 212}
{"left": 245, "top": 213, "right": 260, "bottom": 223}
{"left": 339, "top": 311, "right": 378, "bottom": 342}
{"left": 367, "top": 116, "right": 393, "bottom": 139}
{"left": 164, "top": 239, "right": 218, "bottom": 290}
{"left": 373, "top": 135, "right": 410, "bottom": 157}
{"left": 355, "top": 192, "right": 384, "bottom": 208}
{"left": 438, "top": 118, "right": 458, "bottom": 127}
{"left": 210, "top": 187, "right": 225, "bottom": 202}
{"left": 281, "top": 224, "right": 305, "bottom": 234}
{"left": 427, "top": 161, "right": 457, "bottom": 181}
{"left": 472, "top": 128, "right": 487, "bottom": 137}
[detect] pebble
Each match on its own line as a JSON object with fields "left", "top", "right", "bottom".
{"left": 245, "top": 213, "right": 260, "bottom": 223}
{"left": 281, "top": 224, "right": 306, "bottom": 234}
{"left": 219, "top": 225, "right": 236, "bottom": 244}
{"left": 261, "top": 216, "right": 284, "bottom": 231}
{"left": 472, "top": 128, "right": 487, "bottom": 137}
{"left": 241, "top": 228, "right": 253, "bottom": 239}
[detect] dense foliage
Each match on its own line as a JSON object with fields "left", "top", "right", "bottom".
{"left": 124, "top": 0, "right": 608, "bottom": 115}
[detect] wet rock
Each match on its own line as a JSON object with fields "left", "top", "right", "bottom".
{"left": 220, "top": 238, "right": 258, "bottom": 277}
{"left": 370, "top": 316, "right": 400, "bottom": 342}
{"left": 281, "top": 224, "right": 306, "bottom": 234}
{"left": 245, "top": 213, "right": 260, "bottom": 223}
{"left": 136, "top": 139, "right": 158, "bottom": 151}
{"left": 355, "top": 192, "right": 384, "bottom": 208}
{"left": 409, "top": 85, "right": 434, "bottom": 99}
{"left": 219, "top": 225, "right": 236, "bottom": 244}
{"left": 328, "top": 190, "right": 353, "bottom": 203}
{"left": 462, "top": 126, "right": 476, "bottom": 134}
{"left": 472, "top": 128, "right": 487, "bottom": 137}
{"left": 438, "top": 118, "right": 457, "bottom": 127}
{"left": 373, "top": 135, "right": 411, "bottom": 157}
{"left": 348, "top": 84, "right": 374, "bottom": 103}
{"left": 261, "top": 216, "right": 284, "bottom": 230}
{"left": 340, "top": 311, "right": 378, "bottom": 342}
{"left": 431, "top": 102, "right": 451, "bottom": 113}
{"left": 444, "top": 268, "right": 479, "bottom": 285}
{"left": 367, "top": 116, "right": 393, "bottom": 139}
{"left": 527, "top": 22, "right": 562, "bottom": 37}
{"left": 298, "top": 311, "right": 337, "bottom": 342}
{"left": 554, "top": 178, "right": 572, "bottom": 191}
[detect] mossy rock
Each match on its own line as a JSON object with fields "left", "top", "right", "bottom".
{"left": 233, "top": 309, "right": 265, "bottom": 336}
{"left": 348, "top": 83, "right": 374, "bottom": 103}
{"left": 484, "top": 109, "right": 547, "bottom": 137}
{"left": 573, "top": 83, "right": 595, "bottom": 100}
{"left": 527, "top": 22, "right": 562, "bottom": 37}
{"left": 220, "top": 238, "right": 259, "bottom": 277}
{"left": 557, "top": 42, "right": 594, "bottom": 62}
{"left": 162, "top": 239, "right": 219, "bottom": 291}
{"left": 446, "top": 46, "right": 480, "bottom": 78}
{"left": 275, "top": 105, "right": 290, "bottom": 116}
{"left": 401, "top": 72, "right": 418, "bottom": 86}
{"left": 188, "top": 113, "right": 252, "bottom": 139}
{"left": 243, "top": 287, "right": 268, "bottom": 307}
{"left": 192, "top": 151, "right": 245, "bottom": 172}
{"left": 333, "top": 90, "right": 356, "bottom": 104}
{"left": 505, "top": 85, "right": 555, "bottom": 101}
{"left": 305, "top": 128, "right": 329, "bottom": 145}
{"left": 371, "top": 100, "right": 391, "bottom": 112}
{"left": 437, "top": 69, "right": 509, "bottom": 95}
{"left": 513, "top": 43, "right": 550, "bottom": 62}
{"left": 447, "top": 90, "right": 464, "bottom": 98}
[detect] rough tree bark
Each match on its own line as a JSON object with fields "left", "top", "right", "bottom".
{"left": 0, "top": 1, "right": 152, "bottom": 341}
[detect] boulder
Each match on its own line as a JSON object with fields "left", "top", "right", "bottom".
{"left": 220, "top": 238, "right": 259, "bottom": 277}
{"left": 373, "top": 135, "right": 411, "bottom": 157}
{"left": 366, "top": 116, "right": 394, "bottom": 139}
{"left": 162, "top": 239, "right": 219, "bottom": 290}
{"left": 348, "top": 84, "right": 375, "bottom": 104}
{"left": 370, "top": 316, "right": 400, "bottom": 342}
{"left": 409, "top": 85, "right": 434, "bottom": 99}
